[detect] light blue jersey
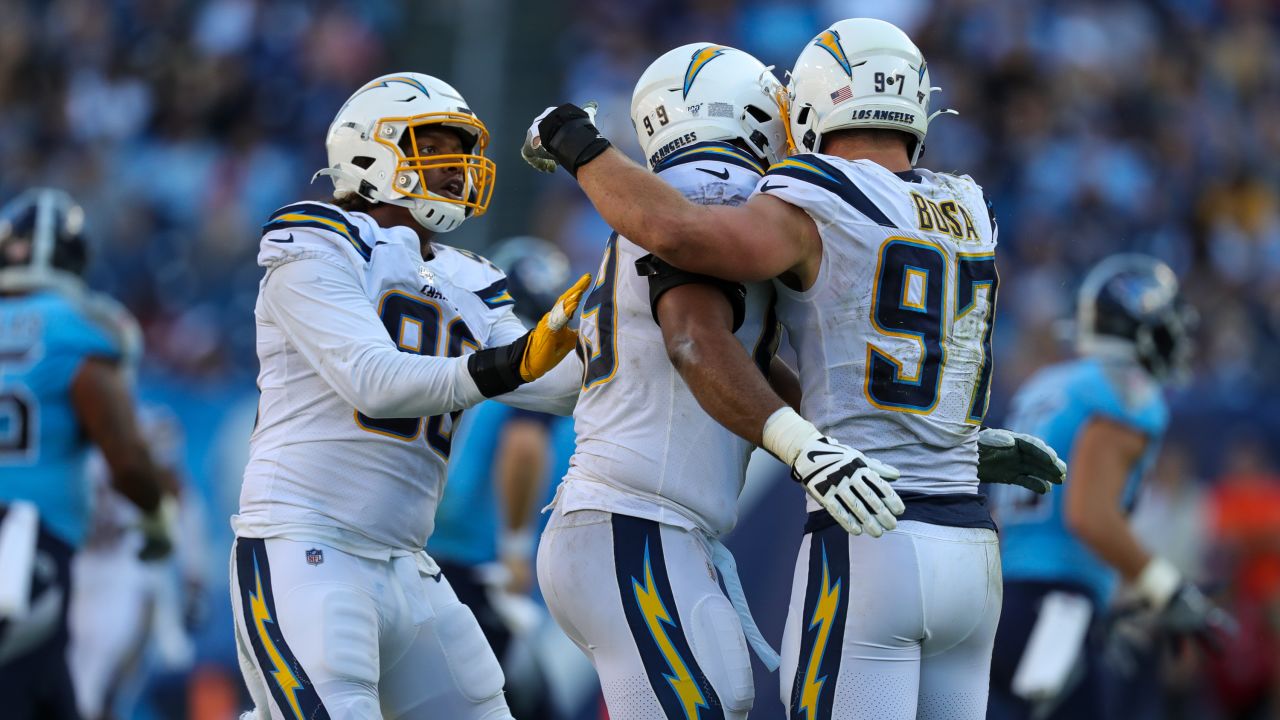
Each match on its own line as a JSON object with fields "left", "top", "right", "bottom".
{"left": 992, "top": 356, "right": 1168, "bottom": 605}
{"left": 431, "top": 401, "right": 574, "bottom": 566}
{"left": 0, "top": 289, "right": 131, "bottom": 546}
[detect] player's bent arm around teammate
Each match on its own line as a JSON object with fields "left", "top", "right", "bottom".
{"left": 656, "top": 278, "right": 786, "bottom": 447}
{"left": 532, "top": 105, "right": 817, "bottom": 285}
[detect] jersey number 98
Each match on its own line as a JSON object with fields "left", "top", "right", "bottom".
{"left": 355, "top": 291, "right": 477, "bottom": 458}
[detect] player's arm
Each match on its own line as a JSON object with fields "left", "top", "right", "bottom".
{"left": 494, "top": 413, "right": 552, "bottom": 593}
{"left": 769, "top": 357, "right": 802, "bottom": 411}
{"left": 70, "top": 359, "right": 174, "bottom": 558}
{"left": 657, "top": 282, "right": 783, "bottom": 446}
{"left": 483, "top": 309, "right": 583, "bottom": 417}
{"left": 1064, "top": 417, "right": 1151, "bottom": 581}
{"left": 654, "top": 276, "right": 903, "bottom": 537}
{"left": 528, "top": 105, "right": 818, "bottom": 283}
{"left": 1065, "top": 417, "right": 1227, "bottom": 633}
{"left": 70, "top": 359, "right": 165, "bottom": 512}
{"left": 261, "top": 257, "right": 588, "bottom": 418}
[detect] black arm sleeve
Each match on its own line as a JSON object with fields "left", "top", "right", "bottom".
{"left": 635, "top": 254, "right": 746, "bottom": 332}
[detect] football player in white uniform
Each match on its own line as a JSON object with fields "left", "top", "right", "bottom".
{"left": 526, "top": 19, "right": 1063, "bottom": 719}
{"left": 231, "top": 72, "right": 589, "bottom": 720}
{"left": 532, "top": 45, "right": 839, "bottom": 719}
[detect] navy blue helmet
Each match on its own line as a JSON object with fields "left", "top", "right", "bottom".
{"left": 487, "top": 236, "right": 571, "bottom": 325}
{"left": 0, "top": 188, "right": 88, "bottom": 289}
{"left": 1076, "top": 254, "right": 1195, "bottom": 382}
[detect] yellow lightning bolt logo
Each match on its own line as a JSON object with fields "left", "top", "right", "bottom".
{"left": 799, "top": 542, "right": 842, "bottom": 720}
{"left": 248, "top": 556, "right": 305, "bottom": 720}
{"left": 683, "top": 45, "right": 727, "bottom": 98}
{"left": 813, "top": 30, "right": 852, "bottom": 77}
{"left": 632, "top": 542, "right": 708, "bottom": 719}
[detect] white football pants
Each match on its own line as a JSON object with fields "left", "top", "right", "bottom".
{"left": 537, "top": 506, "right": 755, "bottom": 720}
{"left": 69, "top": 541, "right": 153, "bottom": 719}
{"left": 780, "top": 520, "right": 1002, "bottom": 720}
{"left": 230, "top": 536, "right": 513, "bottom": 720}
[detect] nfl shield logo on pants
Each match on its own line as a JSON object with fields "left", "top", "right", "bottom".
{"left": 305, "top": 548, "right": 324, "bottom": 566}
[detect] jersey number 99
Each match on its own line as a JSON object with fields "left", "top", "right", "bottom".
{"left": 355, "top": 291, "right": 477, "bottom": 458}
{"left": 866, "top": 238, "right": 997, "bottom": 422}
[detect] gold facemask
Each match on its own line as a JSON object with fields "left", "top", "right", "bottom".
{"left": 373, "top": 111, "right": 496, "bottom": 217}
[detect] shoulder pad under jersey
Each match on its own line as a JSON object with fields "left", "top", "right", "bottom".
{"left": 757, "top": 153, "right": 897, "bottom": 228}
{"left": 655, "top": 141, "right": 764, "bottom": 206}
{"left": 429, "top": 245, "right": 515, "bottom": 310}
{"left": 45, "top": 289, "right": 141, "bottom": 364}
{"left": 258, "top": 201, "right": 373, "bottom": 268}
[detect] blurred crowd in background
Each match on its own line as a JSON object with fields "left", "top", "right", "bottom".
{"left": 1, "top": 0, "right": 1278, "bottom": 717}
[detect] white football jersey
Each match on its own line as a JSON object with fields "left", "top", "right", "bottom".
{"left": 757, "top": 154, "right": 998, "bottom": 496}
{"left": 561, "top": 143, "right": 781, "bottom": 536}
{"left": 236, "top": 201, "right": 536, "bottom": 554}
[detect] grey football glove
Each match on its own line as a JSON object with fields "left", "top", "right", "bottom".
{"left": 977, "top": 428, "right": 1067, "bottom": 494}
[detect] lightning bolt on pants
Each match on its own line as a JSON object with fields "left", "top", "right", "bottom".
{"left": 538, "top": 505, "right": 755, "bottom": 720}
{"left": 230, "top": 536, "right": 514, "bottom": 720}
{"left": 779, "top": 520, "right": 1002, "bottom": 720}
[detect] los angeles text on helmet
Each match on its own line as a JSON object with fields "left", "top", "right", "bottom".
{"left": 850, "top": 109, "right": 916, "bottom": 125}
{"left": 648, "top": 131, "right": 698, "bottom": 167}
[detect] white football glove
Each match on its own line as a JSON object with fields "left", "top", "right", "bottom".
{"left": 763, "top": 408, "right": 905, "bottom": 537}
{"left": 977, "top": 428, "right": 1067, "bottom": 494}
{"left": 522, "top": 101, "right": 598, "bottom": 173}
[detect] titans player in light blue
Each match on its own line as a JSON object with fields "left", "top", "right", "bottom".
{"left": 431, "top": 236, "right": 576, "bottom": 717}
{"left": 0, "top": 189, "right": 172, "bottom": 720}
{"left": 987, "top": 255, "right": 1230, "bottom": 720}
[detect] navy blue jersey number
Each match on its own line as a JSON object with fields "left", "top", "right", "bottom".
{"left": 866, "top": 239, "right": 947, "bottom": 413}
{"left": 355, "top": 291, "right": 475, "bottom": 458}
{"left": 957, "top": 253, "right": 998, "bottom": 422}
{"left": 581, "top": 235, "right": 620, "bottom": 389}
{"left": 866, "top": 240, "right": 998, "bottom": 422}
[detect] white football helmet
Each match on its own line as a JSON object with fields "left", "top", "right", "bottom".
{"left": 788, "top": 18, "right": 953, "bottom": 164}
{"left": 317, "top": 73, "right": 495, "bottom": 233}
{"left": 631, "top": 44, "right": 789, "bottom": 169}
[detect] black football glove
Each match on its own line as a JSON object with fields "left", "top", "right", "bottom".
{"left": 525, "top": 103, "right": 612, "bottom": 177}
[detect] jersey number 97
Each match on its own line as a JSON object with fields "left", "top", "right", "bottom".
{"left": 866, "top": 238, "right": 998, "bottom": 423}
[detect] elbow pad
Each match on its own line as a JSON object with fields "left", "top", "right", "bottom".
{"left": 636, "top": 254, "right": 746, "bottom": 331}
{"left": 467, "top": 332, "right": 531, "bottom": 398}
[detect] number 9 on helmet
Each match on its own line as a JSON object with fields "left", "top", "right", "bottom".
{"left": 787, "top": 18, "right": 955, "bottom": 164}
{"left": 630, "top": 43, "right": 790, "bottom": 169}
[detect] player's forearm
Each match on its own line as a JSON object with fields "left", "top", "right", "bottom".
{"left": 340, "top": 347, "right": 485, "bottom": 418}
{"left": 577, "top": 148, "right": 714, "bottom": 264}
{"left": 1067, "top": 501, "right": 1151, "bottom": 582}
{"left": 666, "top": 324, "right": 785, "bottom": 447}
{"left": 70, "top": 360, "right": 163, "bottom": 513}
{"left": 496, "top": 421, "right": 550, "bottom": 533}
{"left": 494, "top": 353, "right": 581, "bottom": 416}
{"left": 769, "top": 356, "right": 803, "bottom": 411}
